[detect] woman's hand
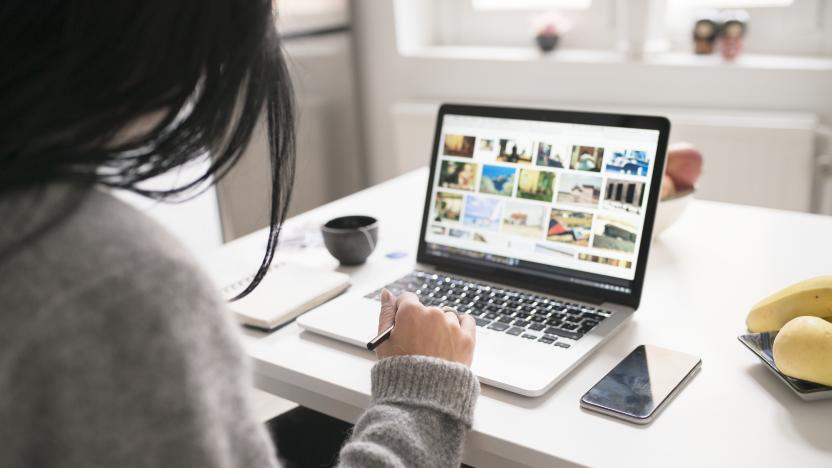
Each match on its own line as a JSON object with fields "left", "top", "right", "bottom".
{"left": 375, "top": 289, "right": 476, "bottom": 366}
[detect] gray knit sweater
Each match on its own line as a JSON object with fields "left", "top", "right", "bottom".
{"left": 0, "top": 184, "right": 479, "bottom": 468}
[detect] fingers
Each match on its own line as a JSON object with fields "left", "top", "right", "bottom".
{"left": 377, "top": 288, "right": 396, "bottom": 333}
{"left": 376, "top": 289, "right": 476, "bottom": 366}
{"left": 441, "top": 306, "right": 462, "bottom": 323}
{"left": 395, "top": 291, "right": 421, "bottom": 310}
{"left": 442, "top": 308, "right": 461, "bottom": 328}
{"left": 459, "top": 313, "right": 476, "bottom": 339}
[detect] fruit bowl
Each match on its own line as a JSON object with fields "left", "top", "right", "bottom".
{"left": 654, "top": 189, "right": 694, "bottom": 236}
{"left": 738, "top": 332, "right": 832, "bottom": 401}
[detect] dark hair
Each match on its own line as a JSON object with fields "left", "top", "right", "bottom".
{"left": 0, "top": 1, "right": 295, "bottom": 300}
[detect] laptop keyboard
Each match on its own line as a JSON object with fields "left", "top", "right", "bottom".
{"left": 365, "top": 270, "right": 613, "bottom": 349}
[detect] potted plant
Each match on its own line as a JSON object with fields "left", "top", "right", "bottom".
{"left": 532, "top": 12, "right": 571, "bottom": 53}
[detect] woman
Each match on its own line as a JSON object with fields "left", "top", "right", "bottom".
{"left": 0, "top": 2, "right": 478, "bottom": 467}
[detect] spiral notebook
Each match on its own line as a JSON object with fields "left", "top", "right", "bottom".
{"left": 212, "top": 261, "right": 351, "bottom": 330}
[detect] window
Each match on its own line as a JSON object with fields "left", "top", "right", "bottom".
{"left": 472, "top": 0, "right": 592, "bottom": 10}
{"left": 665, "top": 0, "right": 825, "bottom": 55}
{"left": 671, "top": 0, "right": 793, "bottom": 7}
{"left": 436, "top": 0, "right": 617, "bottom": 49}
{"left": 430, "top": 0, "right": 828, "bottom": 56}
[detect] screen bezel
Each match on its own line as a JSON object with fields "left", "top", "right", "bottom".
{"left": 416, "top": 103, "right": 670, "bottom": 309}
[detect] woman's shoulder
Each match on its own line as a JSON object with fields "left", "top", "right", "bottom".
{"left": 0, "top": 184, "right": 238, "bottom": 360}
{"left": 0, "top": 186, "right": 273, "bottom": 468}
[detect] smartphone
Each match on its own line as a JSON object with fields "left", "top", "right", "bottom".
{"left": 580, "top": 345, "right": 701, "bottom": 424}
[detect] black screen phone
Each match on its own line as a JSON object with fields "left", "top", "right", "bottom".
{"left": 580, "top": 345, "right": 701, "bottom": 424}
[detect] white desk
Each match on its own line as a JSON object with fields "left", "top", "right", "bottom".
{"left": 227, "top": 168, "right": 832, "bottom": 468}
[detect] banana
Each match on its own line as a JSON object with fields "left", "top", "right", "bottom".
{"left": 746, "top": 276, "right": 832, "bottom": 332}
{"left": 773, "top": 316, "right": 832, "bottom": 387}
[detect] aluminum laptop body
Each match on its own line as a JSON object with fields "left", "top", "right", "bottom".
{"left": 298, "top": 104, "right": 670, "bottom": 397}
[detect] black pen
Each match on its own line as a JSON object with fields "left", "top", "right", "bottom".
{"left": 367, "top": 323, "right": 394, "bottom": 351}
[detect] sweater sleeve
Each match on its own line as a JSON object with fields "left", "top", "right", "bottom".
{"left": 338, "top": 356, "right": 480, "bottom": 468}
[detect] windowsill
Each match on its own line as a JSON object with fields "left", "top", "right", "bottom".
{"left": 401, "top": 44, "right": 832, "bottom": 72}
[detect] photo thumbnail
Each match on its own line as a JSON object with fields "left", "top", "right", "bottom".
{"left": 556, "top": 173, "right": 602, "bottom": 208}
{"left": 605, "top": 149, "right": 650, "bottom": 176}
{"left": 570, "top": 145, "right": 604, "bottom": 172}
{"left": 434, "top": 192, "right": 463, "bottom": 223}
{"left": 502, "top": 202, "right": 547, "bottom": 239}
{"left": 602, "top": 179, "right": 646, "bottom": 214}
{"left": 442, "top": 134, "right": 476, "bottom": 158}
{"left": 479, "top": 164, "right": 516, "bottom": 197}
{"left": 431, "top": 225, "right": 447, "bottom": 235}
{"left": 463, "top": 195, "right": 503, "bottom": 231}
{"left": 535, "top": 142, "right": 566, "bottom": 168}
{"left": 439, "top": 160, "right": 478, "bottom": 191}
{"left": 547, "top": 209, "right": 593, "bottom": 246}
{"left": 578, "top": 253, "right": 633, "bottom": 269}
{"left": 592, "top": 216, "right": 638, "bottom": 253}
{"left": 517, "top": 169, "right": 555, "bottom": 202}
{"left": 475, "top": 138, "right": 500, "bottom": 160}
{"left": 449, "top": 228, "right": 471, "bottom": 239}
{"left": 472, "top": 232, "right": 506, "bottom": 246}
{"left": 496, "top": 139, "right": 533, "bottom": 164}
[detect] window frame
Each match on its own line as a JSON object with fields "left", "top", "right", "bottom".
{"left": 433, "top": 0, "right": 829, "bottom": 56}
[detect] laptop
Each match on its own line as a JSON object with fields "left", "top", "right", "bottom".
{"left": 298, "top": 104, "right": 670, "bottom": 396}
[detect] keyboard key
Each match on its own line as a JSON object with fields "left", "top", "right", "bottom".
{"left": 497, "top": 315, "right": 514, "bottom": 324}
{"left": 555, "top": 342, "right": 571, "bottom": 349}
{"left": 529, "top": 323, "right": 545, "bottom": 331}
{"left": 506, "top": 326, "right": 524, "bottom": 336}
{"left": 543, "top": 334, "right": 559, "bottom": 342}
{"left": 583, "top": 312, "right": 607, "bottom": 322}
{"left": 474, "top": 317, "right": 491, "bottom": 327}
{"left": 561, "top": 322, "right": 579, "bottom": 331}
{"left": 488, "top": 322, "right": 510, "bottom": 332}
{"left": 538, "top": 336, "right": 555, "bottom": 344}
{"left": 512, "top": 319, "right": 530, "bottom": 328}
{"left": 544, "top": 327, "right": 583, "bottom": 341}
{"left": 521, "top": 334, "right": 537, "bottom": 340}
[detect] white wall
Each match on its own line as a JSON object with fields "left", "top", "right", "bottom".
{"left": 113, "top": 162, "right": 224, "bottom": 254}
{"left": 351, "top": 0, "right": 832, "bottom": 211}
{"left": 216, "top": 27, "right": 366, "bottom": 240}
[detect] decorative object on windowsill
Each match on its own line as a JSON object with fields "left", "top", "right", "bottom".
{"left": 655, "top": 142, "right": 703, "bottom": 235}
{"left": 719, "top": 10, "right": 749, "bottom": 61}
{"left": 531, "top": 12, "right": 570, "bottom": 53}
{"left": 692, "top": 13, "right": 720, "bottom": 55}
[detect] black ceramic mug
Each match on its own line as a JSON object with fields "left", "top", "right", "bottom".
{"left": 321, "top": 215, "right": 379, "bottom": 265}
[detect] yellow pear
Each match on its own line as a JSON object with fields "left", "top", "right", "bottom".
{"left": 746, "top": 276, "right": 832, "bottom": 332}
{"left": 773, "top": 316, "right": 832, "bottom": 386}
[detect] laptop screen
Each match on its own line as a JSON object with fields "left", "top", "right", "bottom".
{"left": 422, "top": 111, "right": 663, "bottom": 297}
